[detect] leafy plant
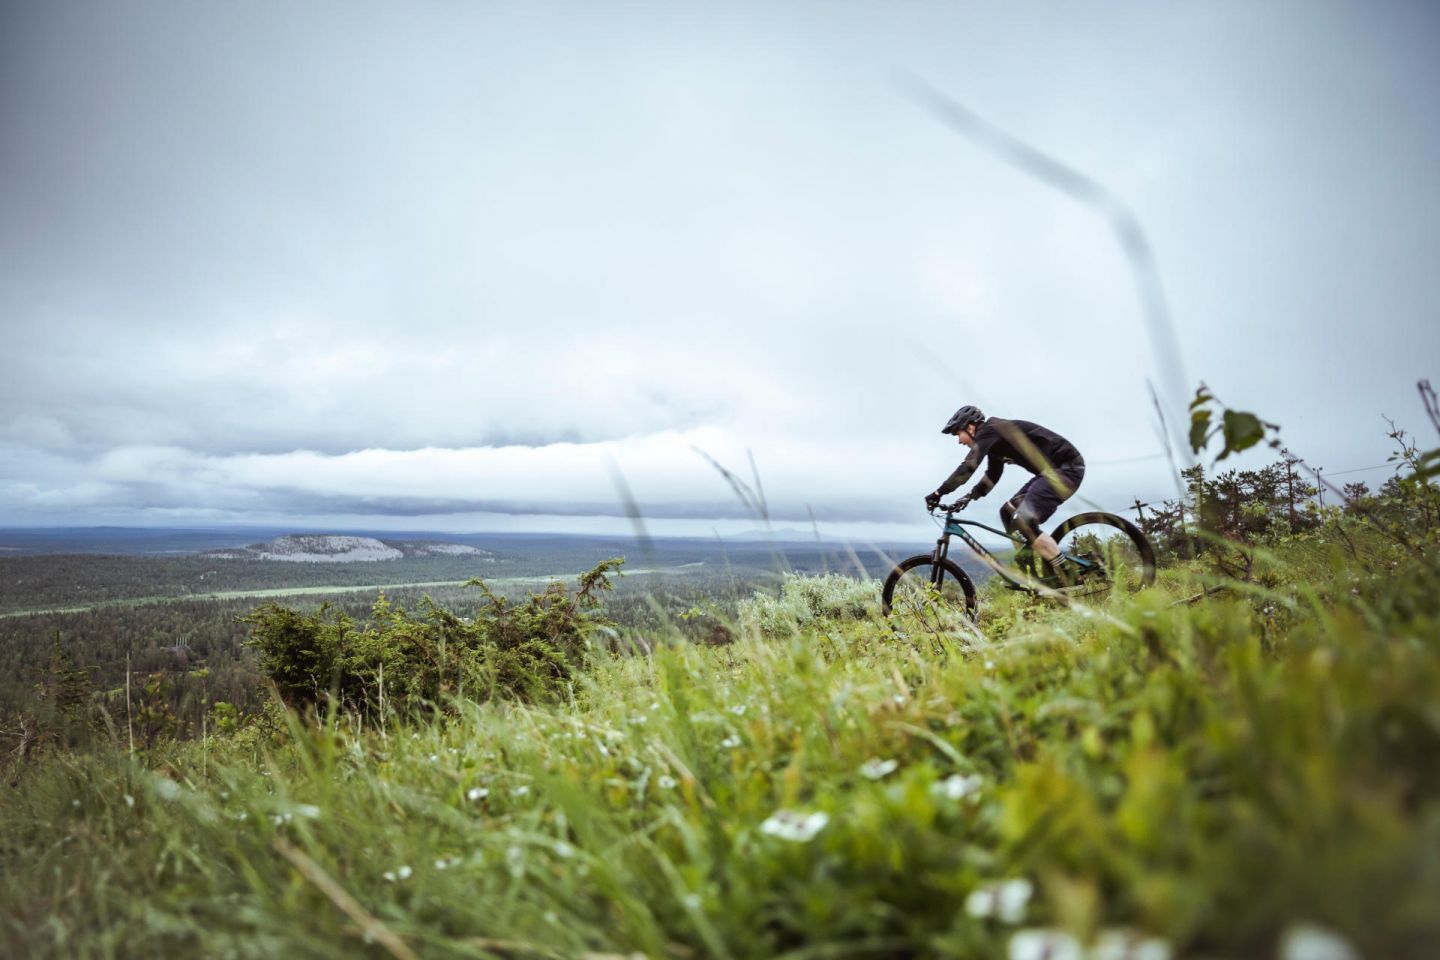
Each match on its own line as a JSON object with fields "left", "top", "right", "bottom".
{"left": 241, "top": 557, "right": 623, "bottom": 718}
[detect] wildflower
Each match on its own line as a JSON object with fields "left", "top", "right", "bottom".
{"left": 683, "top": 893, "right": 702, "bottom": 909}
{"left": 513, "top": 785, "right": 530, "bottom": 797}
{"left": 984, "top": 660, "right": 995, "bottom": 671}
{"left": 429, "top": 754, "right": 439, "bottom": 763}
{"left": 759, "top": 809, "right": 830, "bottom": 843}
{"left": 1008, "top": 928, "right": 1082, "bottom": 960}
{"left": 544, "top": 911, "right": 558, "bottom": 924}
{"left": 893, "top": 695, "right": 906, "bottom": 705}
{"left": 1279, "top": 924, "right": 1359, "bottom": 960}
{"left": 933, "top": 773, "right": 984, "bottom": 800}
{"left": 721, "top": 736, "right": 741, "bottom": 749}
{"left": 859, "top": 758, "right": 899, "bottom": 780}
{"left": 730, "top": 704, "right": 746, "bottom": 716}
{"left": 657, "top": 775, "right": 678, "bottom": 789}
{"left": 434, "top": 856, "right": 461, "bottom": 870}
{"left": 270, "top": 813, "right": 293, "bottom": 826}
{"left": 382, "top": 865, "right": 413, "bottom": 883}
{"left": 965, "top": 878, "right": 1033, "bottom": 923}
{"left": 294, "top": 804, "right": 321, "bottom": 820}
{"left": 1092, "top": 929, "right": 1172, "bottom": 960}
{"left": 124, "top": 794, "right": 135, "bottom": 808}
{"left": 649, "top": 701, "right": 661, "bottom": 712}
{"left": 506, "top": 844, "right": 525, "bottom": 878}
{"left": 467, "top": 787, "right": 490, "bottom": 801}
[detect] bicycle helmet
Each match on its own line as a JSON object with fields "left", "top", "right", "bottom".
{"left": 941, "top": 405, "right": 986, "bottom": 435}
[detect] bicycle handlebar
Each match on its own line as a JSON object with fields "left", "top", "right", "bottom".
{"left": 929, "top": 497, "right": 971, "bottom": 515}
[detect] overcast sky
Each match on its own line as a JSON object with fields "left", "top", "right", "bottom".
{"left": 2, "top": 1, "right": 1437, "bottom": 541}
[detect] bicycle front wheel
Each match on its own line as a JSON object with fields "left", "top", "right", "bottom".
{"left": 1049, "top": 512, "right": 1156, "bottom": 593}
{"left": 881, "top": 555, "right": 978, "bottom": 619}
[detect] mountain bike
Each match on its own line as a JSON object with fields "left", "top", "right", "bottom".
{"left": 881, "top": 499, "right": 1157, "bottom": 618}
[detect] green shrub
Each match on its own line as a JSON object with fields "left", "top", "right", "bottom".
{"left": 241, "top": 557, "right": 622, "bottom": 717}
{"left": 738, "top": 572, "right": 879, "bottom": 638}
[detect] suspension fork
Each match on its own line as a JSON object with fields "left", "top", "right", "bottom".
{"left": 931, "top": 532, "right": 951, "bottom": 585}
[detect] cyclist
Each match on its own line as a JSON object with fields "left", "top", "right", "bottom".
{"left": 924, "top": 405, "right": 1086, "bottom": 585}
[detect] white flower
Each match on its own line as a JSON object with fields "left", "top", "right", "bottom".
{"left": 893, "top": 695, "right": 906, "bottom": 705}
{"left": 382, "top": 865, "right": 412, "bottom": 882}
{"left": 859, "top": 758, "right": 899, "bottom": 780}
{"left": 1008, "top": 928, "right": 1082, "bottom": 960}
{"left": 1092, "top": 929, "right": 1173, "bottom": 960}
{"left": 721, "top": 736, "right": 741, "bottom": 749}
{"left": 933, "top": 773, "right": 984, "bottom": 800}
{"left": 512, "top": 785, "right": 530, "bottom": 797}
{"left": 124, "top": 794, "right": 135, "bottom": 808}
{"left": 730, "top": 704, "right": 747, "bottom": 716}
{"left": 429, "top": 754, "right": 439, "bottom": 763}
{"left": 657, "top": 775, "right": 678, "bottom": 789}
{"left": 294, "top": 804, "right": 321, "bottom": 820}
{"left": 505, "top": 845, "right": 525, "bottom": 878}
{"left": 649, "top": 701, "right": 661, "bottom": 712}
{"left": 466, "top": 787, "right": 489, "bottom": 801}
{"left": 759, "top": 809, "right": 830, "bottom": 843}
{"left": 985, "top": 660, "right": 996, "bottom": 671}
{"left": 543, "top": 910, "right": 558, "bottom": 924}
{"left": 434, "top": 857, "right": 461, "bottom": 870}
{"left": 553, "top": 841, "right": 574, "bottom": 858}
{"left": 1279, "top": 924, "right": 1359, "bottom": 960}
{"left": 966, "top": 878, "right": 1033, "bottom": 923}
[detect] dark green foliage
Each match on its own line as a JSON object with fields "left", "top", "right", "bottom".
{"left": 241, "top": 558, "right": 625, "bottom": 717}
{"left": 1138, "top": 461, "right": 1322, "bottom": 560}
{"left": 1188, "top": 384, "right": 1281, "bottom": 461}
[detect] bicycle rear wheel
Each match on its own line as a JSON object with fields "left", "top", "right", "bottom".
{"left": 881, "top": 555, "right": 978, "bottom": 619}
{"left": 1048, "top": 512, "right": 1156, "bottom": 594}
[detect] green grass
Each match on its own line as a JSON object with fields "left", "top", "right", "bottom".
{"left": 3, "top": 532, "right": 1438, "bottom": 959}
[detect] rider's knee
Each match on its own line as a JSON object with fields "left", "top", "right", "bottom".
{"left": 1012, "top": 504, "right": 1045, "bottom": 542}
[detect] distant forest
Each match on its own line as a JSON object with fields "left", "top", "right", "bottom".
{"left": 1, "top": 537, "right": 932, "bottom": 746}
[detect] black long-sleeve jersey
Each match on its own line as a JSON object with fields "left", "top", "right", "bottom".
{"left": 935, "top": 418, "right": 1082, "bottom": 499}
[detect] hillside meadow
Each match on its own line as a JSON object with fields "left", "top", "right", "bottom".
{"left": 3, "top": 513, "right": 1438, "bottom": 959}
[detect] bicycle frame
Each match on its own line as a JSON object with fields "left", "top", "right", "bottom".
{"left": 930, "top": 513, "right": 1098, "bottom": 589}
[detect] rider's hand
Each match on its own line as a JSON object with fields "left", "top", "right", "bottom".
{"left": 924, "top": 491, "right": 942, "bottom": 511}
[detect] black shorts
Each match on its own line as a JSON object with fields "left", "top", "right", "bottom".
{"left": 1003, "top": 457, "right": 1085, "bottom": 534}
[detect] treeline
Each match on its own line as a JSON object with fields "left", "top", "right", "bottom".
{"left": 1134, "top": 456, "right": 1435, "bottom": 559}
{"left": 0, "top": 554, "right": 506, "bottom": 613}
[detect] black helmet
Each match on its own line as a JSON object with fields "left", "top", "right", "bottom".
{"left": 942, "top": 405, "right": 985, "bottom": 435}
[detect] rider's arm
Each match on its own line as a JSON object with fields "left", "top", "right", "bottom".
{"left": 934, "top": 429, "right": 1000, "bottom": 497}
{"left": 966, "top": 454, "right": 1005, "bottom": 499}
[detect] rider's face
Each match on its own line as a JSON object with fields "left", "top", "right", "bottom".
{"left": 957, "top": 424, "right": 976, "bottom": 447}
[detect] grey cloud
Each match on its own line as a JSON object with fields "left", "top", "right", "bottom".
{"left": 3, "top": 1, "right": 1438, "bottom": 530}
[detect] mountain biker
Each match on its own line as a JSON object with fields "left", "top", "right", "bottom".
{"left": 924, "top": 405, "right": 1085, "bottom": 585}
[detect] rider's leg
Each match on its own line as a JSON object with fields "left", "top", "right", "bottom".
{"left": 1016, "top": 458, "right": 1086, "bottom": 582}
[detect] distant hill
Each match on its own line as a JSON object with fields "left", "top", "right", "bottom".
{"left": 206, "top": 534, "right": 493, "bottom": 563}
